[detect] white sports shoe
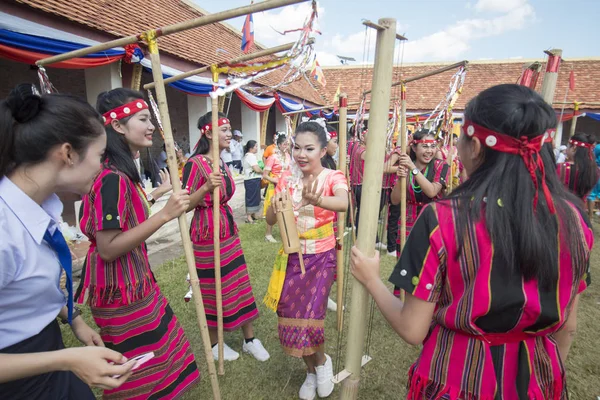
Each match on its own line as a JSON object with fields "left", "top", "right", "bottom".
{"left": 387, "top": 250, "right": 397, "bottom": 257}
{"left": 375, "top": 242, "right": 386, "bottom": 250}
{"left": 242, "top": 338, "right": 270, "bottom": 361}
{"left": 299, "top": 373, "right": 317, "bottom": 400}
{"left": 327, "top": 297, "right": 338, "bottom": 312}
{"left": 315, "top": 354, "right": 334, "bottom": 398}
{"left": 265, "top": 235, "right": 278, "bottom": 243}
{"left": 212, "top": 343, "right": 239, "bottom": 361}
{"left": 183, "top": 288, "right": 192, "bottom": 302}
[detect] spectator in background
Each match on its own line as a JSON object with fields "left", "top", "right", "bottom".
{"left": 556, "top": 144, "right": 567, "bottom": 164}
{"left": 230, "top": 130, "right": 244, "bottom": 174}
{"left": 220, "top": 139, "right": 233, "bottom": 167}
{"left": 158, "top": 144, "right": 168, "bottom": 170}
{"left": 243, "top": 140, "right": 263, "bottom": 223}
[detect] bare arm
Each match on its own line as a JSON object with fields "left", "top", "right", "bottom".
{"left": 252, "top": 165, "right": 263, "bottom": 174}
{"left": 552, "top": 295, "right": 580, "bottom": 363}
{"left": 383, "top": 153, "right": 400, "bottom": 174}
{"left": 413, "top": 172, "right": 443, "bottom": 199}
{"left": 262, "top": 169, "right": 278, "bottom": 184}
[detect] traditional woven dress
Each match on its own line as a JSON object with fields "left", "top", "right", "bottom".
{"left": 588, "top": 144, "right": 600, "bottom": 202}
{"left": 264, "top": 168, "right": 348, "bottom": 357}
{"left": 556, "top": 161, "right": 599, "bottom": 202}
{"left": 389, "top": 200, "right": 593, "bottom": 400}
{"left": 76, "top": 168, "right": 200, "bottom": 400}
{"left": 263, "top": 151, "right": 291, "bottom": 217}
{"left": 182, "top": 155, "right": 259, "bottom": 331}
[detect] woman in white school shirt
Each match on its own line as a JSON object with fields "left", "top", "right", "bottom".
{"left": 0, "top": 84, "right": 133, "bottom": 399}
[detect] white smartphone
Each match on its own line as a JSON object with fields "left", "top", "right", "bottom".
{"left": 112, "top": 352, "right": 155, "bottom": 379}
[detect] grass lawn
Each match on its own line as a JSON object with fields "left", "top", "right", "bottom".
{"left": 63, "top": 221, "right": 600, "bottom": 399}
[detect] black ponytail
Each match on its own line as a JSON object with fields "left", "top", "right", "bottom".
{"left": 568, "top": 132, "right": 599, "bottom": 199}
{"left": 0, "top": 83, "right": 103, "bottom": 178}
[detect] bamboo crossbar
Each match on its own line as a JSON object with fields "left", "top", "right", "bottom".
{"left": 362, "top": 20, "right": 407, "bottom": 41}
{"left": 36, "top": 0, "right": 308, "bottom": 66}
{"left": 363, "top": 60, "right": 468, "bottom": 95}
{"left": 281, "top": 97, "right": 401, "bottom": 117}
{"left": 143, "top": 40, "right": 309, "bottom": 90}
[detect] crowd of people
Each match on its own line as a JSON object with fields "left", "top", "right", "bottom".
{"left": 0, "top": 82, "right": 596, "bottom": 400}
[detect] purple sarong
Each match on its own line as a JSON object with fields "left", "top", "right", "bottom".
{"left": 277, "top": 248, "right": 336, "bottom": 357}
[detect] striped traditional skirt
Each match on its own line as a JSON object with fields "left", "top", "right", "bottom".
{"left": 91, "top": 285, "right": 200, "bottom": 399}
{"left": 277, "top": 249, "right": 336, "bottom": 358}
{"left": 244, "top": 178, "right": 262, "bottom": 214}
{"left": 193, "top": 234, "right": 259, "bottom": 331}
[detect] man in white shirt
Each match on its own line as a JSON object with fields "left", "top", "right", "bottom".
{"left": 230, "top": 130, "right": 244, "bottom": 173}
{"left": 556, "top": 145, "right": 567, "bottom": 164}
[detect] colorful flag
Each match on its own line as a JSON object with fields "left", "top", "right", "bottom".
{"left": 241, "top": 14, "right": 254, "bottom": 54}
{"left": 311, "top": 60, "right": 326, "bottom": 87}
{"left": 569, "top": 70, "right": 576, "bottom": 91}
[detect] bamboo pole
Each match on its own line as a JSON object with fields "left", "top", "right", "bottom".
{"left": 363, "top": 60, "right": 468, "bottom": 96}
{"left": 554, "top": 101, "right": 600, "bottom": 106}
{"left": 362, "top": 20, "right": 407, "bottom": 41}
{"left": 336, "top": 93, "right": 348, "bottom": 331}
{"left": 210, "top": 93, "right": 225, "bottom": 376}
{"left": 399, "top": 84, "right": 407, "bottom": 251}
{"left": 340, "top": 17, "right": 396, "bottom": 400}
{"left": 36, "top": 0, "right": 308, "bottom": 67}
{"left": 143, "top": 40, "right": 305, "bottom": 90}
{"left": 539, "top": 49, "right": 562, "bottom": 146}
{"left": 145, "top": 33, "right": 221, "bottom": 400}
{"left": 569, "top": 102, "right": 582, "bottom": 137}
{"left": 131, "top": 63, "right": 143, "bottom": 90}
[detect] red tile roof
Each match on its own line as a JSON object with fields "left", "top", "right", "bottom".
{"left": 320, "top": 59, "right": 600, "bottom": 112}
{"left": 11, "top": 0, "right": 324, "bottom": 104}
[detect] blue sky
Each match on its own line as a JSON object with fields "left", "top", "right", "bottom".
{"left": 195, "top": 0, "right": 599, "bottom": 66}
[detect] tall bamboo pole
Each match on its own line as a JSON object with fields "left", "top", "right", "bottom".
{"left": 143, "top": 40, "right": 305, "bottom": 90}
{"left": 539, "top": 49, "right": 562, "bottom": 146}
{"left": 210, "top": 90, "right": 225, "bottom": 376}
{"left": 340, "top": 18, "right": 396, "bottom": 400}
{"left": 145, "top": 32, "right": 221, "bottom": 400}
{"left": 336, "top": 93, "right": 348, "bottom": 331}
{"left": 36, "top": 0, "right": 308, "bottom": 67}
{"left": 399, "top": 84, "right": 407, "bottom": 251}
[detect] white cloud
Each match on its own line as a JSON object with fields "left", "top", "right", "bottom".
{"left": 252, "top": 3, "right": 324, "bottom": 46}
{"left": 475, "top": 0, "right": 527, "bottom": 13}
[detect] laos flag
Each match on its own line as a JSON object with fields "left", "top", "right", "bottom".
{"left": 241, "top": 14, "right": 254, "bottom": 54}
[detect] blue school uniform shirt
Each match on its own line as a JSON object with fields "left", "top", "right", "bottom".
{"left": 0, "top": 177, "right": 66, "bottom": 348}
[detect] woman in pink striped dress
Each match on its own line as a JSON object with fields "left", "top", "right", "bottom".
{"left": 76, "top": 88, "right": 200, "bottom": 399}
{"left": 182, "top": 111, "right": 269, "bottom": 363}
{"left": 351, "top": 84, "right": 593, "bottom": 399}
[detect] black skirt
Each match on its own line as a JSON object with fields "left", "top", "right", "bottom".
{"left": 0, "top": 319, "right": 95, "bottom": 400}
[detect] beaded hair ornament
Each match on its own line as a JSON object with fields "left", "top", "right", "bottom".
{"left": 200, "top": 117, "right": 230, "bottom": 136}
{"left": 463, "top": 120, "right": 555, "bottom": 214}
{"left": 103, "top": 100, "right": 149, "bottom": 126}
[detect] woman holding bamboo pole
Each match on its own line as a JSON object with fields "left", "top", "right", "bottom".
{"left": 182, "top": 111, "right": 269, "bottom": 362}
{"left": 76, "top": 88, "right": 200, "bottom": 399}
{"left": 350, "top": 84, "right": 592, "bottom": 400}
{"left": 262, "top": 132, "right": 291, "bottom": 243}
{"left": 265, "top": 121, "right": 348, "bottom": 400}
{"left": 390, "top": 129, "right": 449, "bottom": 288}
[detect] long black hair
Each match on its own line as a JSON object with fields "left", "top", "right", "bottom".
{"left": 244, "top": 140, "right": 257, "bottom": 154}
{"left": 96, "top": 88, "right": 146, "bottom": 183}
{"left": 192, "top": 111, "right": 227, "bottom": 157}
{"left": 567, "top": 132, "right": 599, "bottom": 199}
{"left": 447, "top": 84, "right": 586, "bottom": 288}
{"left": 0, "top": 84, "right": 104, "bottom": 178}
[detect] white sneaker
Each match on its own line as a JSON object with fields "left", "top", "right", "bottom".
{"left": 375, "top": 242, "right": 386, "bottom": 250}
{"left": 242, "top": 338, "right": 270, "bottom": 361}
{"left": 387, "top": 250, "right": 397, "bottom": 257}
{"left": 212, "top": 343, "right": 239, "bottom": 361}
{"left": 315, "top": 354, "right": 334, "bottom": 398}
{"left": 327, "top": 297, "right": 338, "bottom": 312}
{"left": 299, "top": 373, "right": 317, "bottom": 400}
{"left": 265, "top": 235, "right": 278, "bottom": 243}
{"left": 184, "top": 288, "right": 192, "bottom": 303}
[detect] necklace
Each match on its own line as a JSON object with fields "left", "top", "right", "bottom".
{"left": 410, "top": 164, "right": 429, "bottom": 194}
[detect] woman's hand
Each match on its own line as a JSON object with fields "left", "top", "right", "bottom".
{"left": 301, "top": 175, "right": 324, "bottom": 207}
{"left": 350, "top": 246, "right": 381, "bottom": 290}
{"left": 270, "top": 190, "right": 288, "bottom": 214}
{"left": 396, "top": 165, "right": 408, "bottom": 178}
{"left": 63, "top": 347, "right": 134, "bottom": 390}
{"left": 202, "top": 172, "right": 222, "bottom": 192}
{"left": 398, "top": 154, "right": 416, "bottom": 171}
{"left": 71, "top": 317, "right": 104, "bottom": 347}
{"left": 159, "top": 189, "right": 190, "bottom": 222}
{"left": 154, "top": 169, "right": 173, "bottom": 199}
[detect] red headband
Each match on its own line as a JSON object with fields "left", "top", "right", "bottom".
{"left": 463, "top": 120, "right": 555, "bottom": 214}
{"left": 103, "top": 100, "right": 149, "bottom": 126}
{"left": 329, "top": 130, "right": 338, "bottom": 139}
{"left": 569, "top": 139, "right": 594, "bottom": 149}
{"left": 200, "top": 118, "right": 231, "bottom": 136}
{"left": 411, "top": 139, "right": 437, "bottom": 145}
